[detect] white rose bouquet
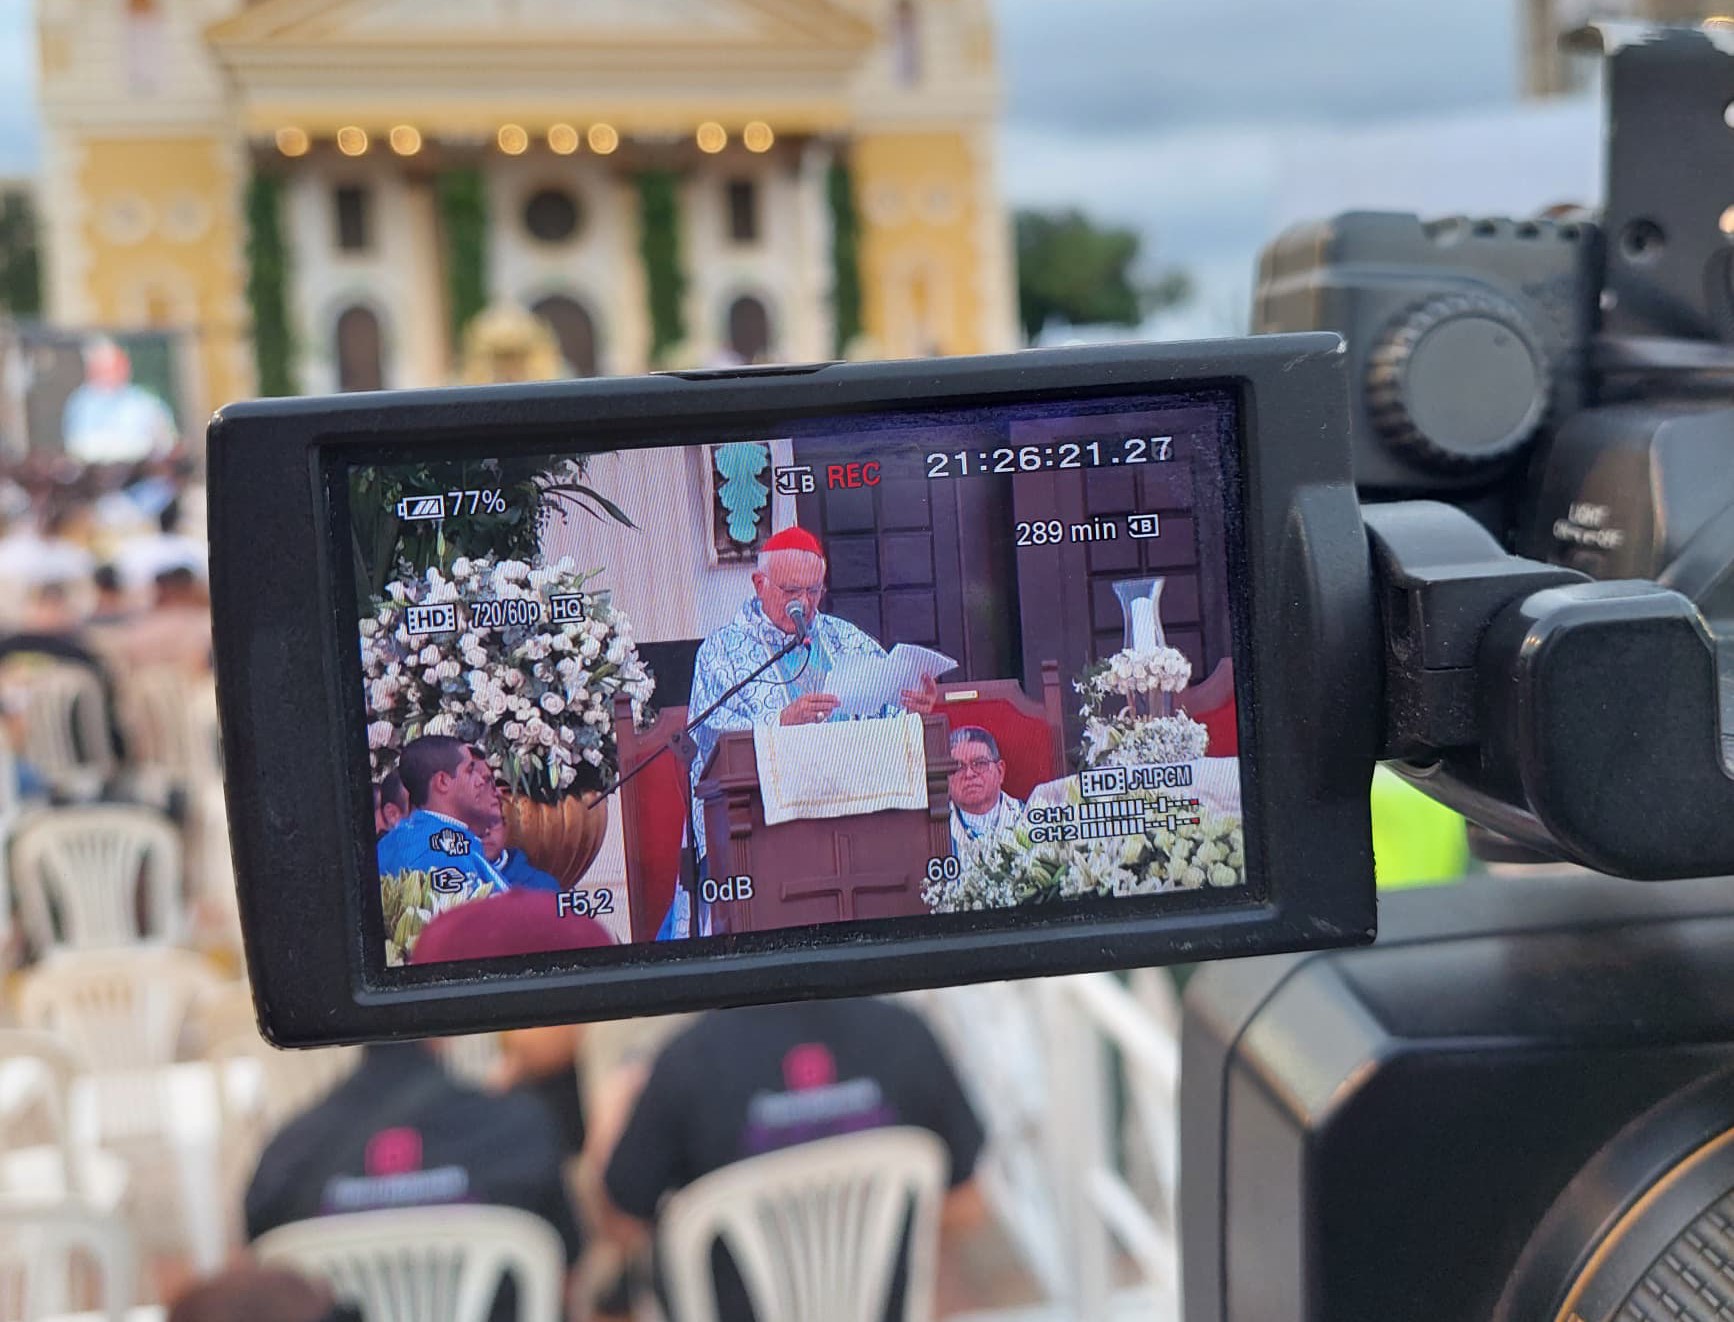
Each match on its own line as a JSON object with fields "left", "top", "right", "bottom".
{"left": 929, "top": 642, "right": 1236, "bottom": 913}
{"left": 360, "top": 554, "right": 655, "bottom": 800}
{"left": 1076, "top": 644, "right": 1209, "bottom": 771}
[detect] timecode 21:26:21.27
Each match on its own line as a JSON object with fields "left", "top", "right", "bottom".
{"left": 924, "top": 437, "right": 1172, "bottom": 480}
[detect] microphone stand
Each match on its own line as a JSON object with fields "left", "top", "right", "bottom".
{"left": 602, "top": 631, "right": 809, "bottom": 804}
{"left": 602, "top": 629, "right": 810, "bottom": 935}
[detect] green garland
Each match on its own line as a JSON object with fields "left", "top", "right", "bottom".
{"left": 436, "top": 168, "right": 488, "bottom": 350}
{"left": 827, "top": 158, "right": 863, "bottom": 357}
{"left": 636, "top": 170, "right": 687, "bottom": 367}
{"left": 0, "top": 188, "right": 41, "bottom": 319}
{"left": 244, "top": 173, "right": 296, "bottom": 396}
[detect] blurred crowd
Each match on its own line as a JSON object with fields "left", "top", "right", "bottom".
{"left": 0, "top": 448, "right": 992, "bottom": 1322}
{"left": 0, "top": 450, "right": 209, "bottom": 690}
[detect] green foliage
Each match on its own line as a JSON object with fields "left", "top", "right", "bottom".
{"left": 0, "top": 188, "right": 40, "bottom": 318}
{"left": 636, "top": 170, "right": 687, "bottom": 367}
{"left": 348, "top": 455, "right": 635, "bottom": 603}
{"left": 1014, "top": 208, "right": 1192, "bottom": 343}
{"left": 245, "top": 173, "right": 296, "bottom": 396}
{"left": 381, "top": 868, "right": 501, "bottom": 965}
{"left": 827, "top": 159, "right": 863, "bottom": 356}
{"left": 437, "top": 169, "right": 489, "bottom": 348}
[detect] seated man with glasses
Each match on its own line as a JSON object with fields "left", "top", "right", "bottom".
{"left": 947, "top": 725, "right": 1025, "bottom": 861}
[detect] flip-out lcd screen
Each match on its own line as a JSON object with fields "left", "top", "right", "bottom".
{"left": 348, "top": 390, "right": 1248, "bottom": 968}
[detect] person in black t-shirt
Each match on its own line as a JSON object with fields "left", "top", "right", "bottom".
{"left": 245, "top": 1041, "right": 582, "bottom": 1315}
{"left": 600, "top": 998, "right": 987, "bottom": 1320}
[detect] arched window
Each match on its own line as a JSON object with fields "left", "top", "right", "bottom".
{"left": 726, "top": 295, "right": 773, "bottom": 364}
{"left": 893, "top": 0, "right": 922, "bottom": 86}
{"left": 335, "top": 305, "right": 384, "bottom": 392}
{"left": 532, "top": 295, "right": 600, "bottom": 378}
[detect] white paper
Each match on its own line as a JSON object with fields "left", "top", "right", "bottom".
{"left": 821, "top": 644, "right": 958, "bottom": 718}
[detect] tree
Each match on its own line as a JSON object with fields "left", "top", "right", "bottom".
{"left": 637, "top": 170, "right": 688, "bottom": 368}
{"left": 0, "top": 187, "right": 42, "bottom": 318}
{"left": 246, "top": 173, "right": 296, "bottom": 396}
{"left": 1015, "top": 208, "right": 1192, "bottom": 343}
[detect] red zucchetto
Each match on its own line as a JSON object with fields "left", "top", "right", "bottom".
{"left": 762, "top": 526, "right": 824, "bottom": 557}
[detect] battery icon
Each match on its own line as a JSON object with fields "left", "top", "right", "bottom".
{"left": 396, "top": 494, "right": 447, "bottom": 522}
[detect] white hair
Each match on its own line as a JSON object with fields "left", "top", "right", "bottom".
{"left": 755, "top": 546, "right": 825, "bottom": 576}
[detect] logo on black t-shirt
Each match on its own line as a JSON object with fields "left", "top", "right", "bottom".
{"left": 743, "top": 1043, "right": 896, "bottom": 1156}
{"left": 321, "top": 1124, "right": 471, "bottom": 1214}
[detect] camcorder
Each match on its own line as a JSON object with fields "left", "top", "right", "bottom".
{"left": 208, "top": 22, "right": 1734, "bottom": 1322}
{"left": 1187, "top": 24, "right": 1734, "bottom": 1322}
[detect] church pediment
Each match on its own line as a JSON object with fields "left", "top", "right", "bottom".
{"left": 208, "top": 0, "right": 877, "bottom": 55}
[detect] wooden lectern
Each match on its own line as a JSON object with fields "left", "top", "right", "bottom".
{"left": 695, "top": 715, "right": 956, "bottom": 934}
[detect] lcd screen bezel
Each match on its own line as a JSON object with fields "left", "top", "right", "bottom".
{"left": 209, "top": 337, "right": 1378, "bottom": 1045}
{"left": 337, "top": 386, "right": 1250, "bottom": 984}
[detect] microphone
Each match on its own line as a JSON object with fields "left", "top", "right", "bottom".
{"left": 787, "top": 601, "right": 811, "bottom": 645}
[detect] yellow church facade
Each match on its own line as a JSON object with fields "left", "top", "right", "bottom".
{"left": 34, "top": 0, "right": 1017, "bottom": 418}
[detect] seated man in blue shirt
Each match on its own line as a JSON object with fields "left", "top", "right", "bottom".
{"left": 377, "top": 735, "right": 507, "bottom": 892}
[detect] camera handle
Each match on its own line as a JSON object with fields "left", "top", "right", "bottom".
{"left": 1366, "top": 501, "right": 1734, "bottom": 878}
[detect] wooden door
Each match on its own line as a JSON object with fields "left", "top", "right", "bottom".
{"left": 791, "top": 437, "right": 1016, "bottom": 681}
{"left": 1013, "top": 447, "right": 1234, "bottom": 710}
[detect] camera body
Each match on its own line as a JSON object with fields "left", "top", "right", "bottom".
{"left": 1182, "top": 24, "right": 1734, "bottom": 1322}
{"left": 1181, "top": 873, "right": 1734, "bottom": 1322}
{"left": 210, "top": 336, "right": 1384, "bottom": 1043}
{"left": 1254, "top": 210, "right": 1601, "bottom": 499}
{"left": 1255, "top": 210, "right": 1734, "bottom": 624}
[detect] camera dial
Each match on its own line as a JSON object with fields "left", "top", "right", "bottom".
{"left": 1367, "top": 290, "right": 1553, "bottom": 471}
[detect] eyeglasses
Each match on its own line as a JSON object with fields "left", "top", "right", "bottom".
{"left": 773, "top": 583, "right": 824, "bottom": 600}
{"left": 952, "top": 757, "right": 1001, "bottom": 776}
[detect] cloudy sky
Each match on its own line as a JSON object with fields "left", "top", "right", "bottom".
{"left": 0, "top": 0, "right": 1575, "bottom": 333}
{"left": 994, "top": 0, "right": 1561, "bottom": 332}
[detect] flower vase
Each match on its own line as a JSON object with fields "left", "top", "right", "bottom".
{"left": 500, "top": 791, "right": 609, "bottom": 889}
{"left": 1113, "top": 576, "right": 1175, "bottom": 718}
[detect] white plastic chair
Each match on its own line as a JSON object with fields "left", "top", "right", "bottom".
{"left": 254, "top": 1205, "right": 566, "bottom": 1322}
{"left": 657, "top": 1127, "right": 948, "bottom": 1322}
{"left": 11, "top": 806, "right": 184, "bottom": 953}
{"left": 17, "top": 948, "right": 225, "bottom": 1129}
{"left": 17, "top": 665, "right": 115, "bottom": 802}
{"left": 18, "top": 950, "right": 230, "bottom": 1271}
{"left": 186, "top": 780, "right": 241, "bottom": 958}
{"left": 0, "top": 1196, "right": 137, "bottom": 1322}
{"left": 208, "top": 1023, "right": 359, "bottom": 1240}
{"left": 913, "top": 982, "right": 1067, "bottom": 1299}
{"left": 0, "top": 1030, "right": 128, "bottom": 1214}
{"left": 113, "top": 669, "right": 208, "bottom": 808}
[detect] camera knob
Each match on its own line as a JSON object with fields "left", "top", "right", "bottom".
{"left": 1367, "top": 291, "right": 1552, "bottom": 472}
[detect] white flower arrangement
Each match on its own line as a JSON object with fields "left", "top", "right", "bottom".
{"left": 923, "top": 785, "right": 1244, "bottom": 913}
{"left": 360, "top": 554, "right": 655, "bottom": 801}
{"left": 929, "top": 640, "right": 1238, "bottom": 914}
{"left": 1083, "top": 645, "right": 1193, "bottom": 701}
{"left": 1080, "top": 711, "right": 1209, "bottom": 769}
{"left": 1075, "top": 641, "right": 1208, "bottom": 773}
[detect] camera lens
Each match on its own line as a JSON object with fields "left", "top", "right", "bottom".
{"left": 1499, "top": 1067, "right": 1734, "bottom": 1322}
